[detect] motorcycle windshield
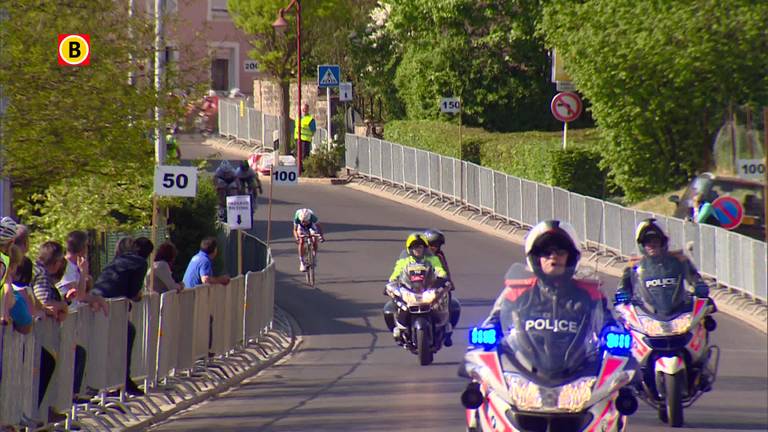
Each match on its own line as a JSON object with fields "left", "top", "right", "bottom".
{"left": 499, "top": 263, "right": 601, "bottom": 381}
{"left": 635, "top": 263, "right": 691, "bottom": 320}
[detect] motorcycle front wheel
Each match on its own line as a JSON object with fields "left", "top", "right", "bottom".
{"left": 664, "top": 372, "right": 685, "bottom": 427}
{"left": 415, "top": 322, "right": 433, "bottom": 366}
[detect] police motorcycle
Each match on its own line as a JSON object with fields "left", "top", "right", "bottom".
{"left": 614, "top": 276, "right": 718, "bottom": 428}
{"left": 460, "top": 264, "right": 639, "bottom": 432}
{"left": 384, "top": 256, "right": 451, "bottom": 366}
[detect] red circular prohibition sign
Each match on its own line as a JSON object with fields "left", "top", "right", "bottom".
{"left": 550, "top": 92, "right": 583, "bottom": 123}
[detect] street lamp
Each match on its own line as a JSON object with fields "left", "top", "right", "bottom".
{"left": 272, "top": 0, "right": 302, "bottom": 174}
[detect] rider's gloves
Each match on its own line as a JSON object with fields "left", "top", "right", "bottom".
{"left": 614, "top": 290, "right": 631, "bottom": 306}
{"left": 694, "top": 281, "right": 710, "bottom": 298}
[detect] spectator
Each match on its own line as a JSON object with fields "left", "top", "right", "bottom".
{"left": 32, "top": 241, "right": 86, "bottom": 422}
{"left": 145, "top": 241, "right": 184, "bottom": 294}
{"left": 182, "top": 237, "right": 231, "bottom": 288}
{"left": 56, "top": 231, "right": 108, "bottom": 315}
{"left": 7, "top": 245, "right": 32, "bottom": 334}
{"left": 0, "top": 217, "right": 18, "bottom": 324}
{"left": 92, "top": 236, "right": 154, "bottom": 396}
{"left": 114, "top": 236, "right": 135, "bottom": 258}
{"left": 294, "top": 102, "right": 316, "bottom": 164}
{"left": 692, "top": 193, "right": 721, "bottom": 227}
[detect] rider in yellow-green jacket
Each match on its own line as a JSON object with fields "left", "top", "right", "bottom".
{"left": 388, "top": 233, "right": 447, "bottom": 282}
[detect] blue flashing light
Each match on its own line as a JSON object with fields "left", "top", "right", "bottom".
{"left": 470, "top": 327, "right": 498, "bottom": 347}
{"left": 605, "top": 332, "right": 632, "bottom": 351}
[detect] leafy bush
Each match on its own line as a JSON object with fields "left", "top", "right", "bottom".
{"left": 303, "top": 144, "right": 344, "bottom": 178}
{"left": 549, "top": 148, "right": 606, "bottom": 198}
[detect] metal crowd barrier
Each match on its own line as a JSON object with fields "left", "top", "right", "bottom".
{"left": 345, "top": 133, "right": 767, "bottom": 302}
{"left": 219, "top": 99, "right": 330, "bottom": 155}
{"left": 0, "top": 250, "right": 276, "bottom": 428}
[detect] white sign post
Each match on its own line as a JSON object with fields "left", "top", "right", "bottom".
{"left": 226, "top": 195, "right": 252, "bottom": 230}
{"left": 153, "top": 165, "right": 198, "bottom": 197}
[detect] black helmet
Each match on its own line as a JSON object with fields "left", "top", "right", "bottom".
{"left": 635, "top": 218, "right": 668, "bottom": 254}
{"left": 423, "top": 229, "right": 445, "bottom": 248}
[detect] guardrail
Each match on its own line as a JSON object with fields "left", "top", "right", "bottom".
{"left": 0, "top": 238, "right": 275, "bottom": 428}
{"left": 218, "top": 99, "right": 329, "bottom": 153}
{"left": 345, "top": 133, "right": 767, "bottom": 302}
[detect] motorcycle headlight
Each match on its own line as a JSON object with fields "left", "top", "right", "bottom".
{"left": 399, "top": 288, "right": 436, "bottom": 305}
{"left": 557, "top": 377, "right": 596, "bottom": 412}
{"left": 639, "top": 313, "right": 692, "bottom": 336}
{"left": 421, "top": 289, "right": 436, "bottom": 304}
{"left": 505, "top": 374, "right": 542, "bottom": 411}
{"left": 400, "top": 289, "right": 418, "bottom": 305}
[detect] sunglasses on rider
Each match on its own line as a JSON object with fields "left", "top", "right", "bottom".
{"left": 538, "top": 247, "right": 568, "bottom": 257}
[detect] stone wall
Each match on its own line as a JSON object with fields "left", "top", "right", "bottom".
{"left": 252, "top": 79, "right": 338, "bottom": 129}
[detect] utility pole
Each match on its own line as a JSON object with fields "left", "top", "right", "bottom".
{"left": 154, "top": 0, "right": 166, "bottom": 164}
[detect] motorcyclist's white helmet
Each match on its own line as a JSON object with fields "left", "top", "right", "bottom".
{"left": 298, "top": 208, "right": 313, "bottom": 224}
{"left": 0, "top": 217, "right": 18, "bottom": 245}
{"left": 634, "top": 218, "right": 669, "bottom": 255}
{"left": 524, "top": 220, "right": 581, "bottom": 277}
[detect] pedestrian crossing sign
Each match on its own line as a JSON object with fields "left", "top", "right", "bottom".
{"left": 318, "top": 65, "right": 340, "bottom": 88}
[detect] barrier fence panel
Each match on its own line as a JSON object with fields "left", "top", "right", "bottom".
{"left": 429, "top": 153, "right": 441, "bottom": 193}
{"left": 36, "top": 312, "right": 76, "bottom": 416}
{"left": 230, "top": 276, "right": 246, "bottom": 349}
{"left": 106, "top": 299, "right": 129, "bottom": 390}
{"left": 618, "top": 208, "right": 636, "bottom": 256}
{"left": 156, "top": 292, "right": 180, "bottom": 380}
{"left": 479, "top": 167, "right": 495, "bottom": 212}
{"left": 244, "top": 271, "right": 265, "bottom": 341}
{"left": 403, "top": 147, "right": 417, "bottom": 187}
{"left": 237, "top": 108, "right": 249, "bottom": 141}
{"left": 715, "top": 228, "right": 730, "bottom": 286}
{"left": 0, "top": 327, "right": 35, "bottom": 424}
{"left": 584, "top": 197, "right": 605, "bottom": 246}
{"left": 192, "top": 285, "right": 211, "bottom": 361}
{"left": 536, "top": 184, "right": 554, "bottom": 222}
{"left": 358, "top": 137, "right": 370, "bottom": 177}
{"left": 176, "top": 288, "right": 196, "bottom": 370}
{"left": 392, "top": 144, "right": 405, "bottom": 186}
{"left": 507, "top": 176, "right": 523, "bottom": 223}
{"left": 382, "top": 141, "right": 393, "bottom": 182}
{"left": 210, "top": 284, "right": 231, "bottom": 356}
{"left": 728, "top": 232, "right": 743, "bottom": 289}
{"left": 345, "top": 134, "right": 358, "bottom": 170}
{"left": 465, "top": 163, "right": 481, "bottom": 210}
{"left": 249, "top": 108, "right": 261, "bottom": 143}
{"left": 227, "top": 103, "right": 238, "bottom": 138}
{"left": 553, "top": 188, "right": 570, "bottom": 222}
{"left": 602, "top": 203, "right": 623, "bottom": 254}
{"left": 416, "top": 150, "right": 430, "bottom": 191}
{"left": 696, "top": 224, "right": 714, "bottom": 273}
{"left": 753, "top": 241, "right": 767, "bottom": 300}
{"left": 370, "top": 139, "right": 382, "bottom": 180}
{"left": 568, "top": 193, "right": 587, "bottom": 243}
{"left": 493, "top": 172, "right": 508, "bottom": 218}
{"left": 521, "top": 179, "right": 538, "bottom": 227}
{"left": 665, "top": 217, "right": 685, "bottom": 252}
{"left": 440, "top": 156, "right": 455, "bottom": 199}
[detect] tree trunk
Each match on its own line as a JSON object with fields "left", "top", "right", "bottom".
{"left": 279, "top": 81, "right": 290, "bottom": 156}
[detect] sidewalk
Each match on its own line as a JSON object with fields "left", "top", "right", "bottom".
{"left": 177, "top": 133, "right": 253, "bottom": 161}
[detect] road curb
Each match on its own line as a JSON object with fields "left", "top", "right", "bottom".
{"left": 344, "top": 177, "right": 767, "bottom": 334}
{"left": 115, "top": 306, "right": 300, "bottom": 431}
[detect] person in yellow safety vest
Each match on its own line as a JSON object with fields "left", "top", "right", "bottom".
{"left": 0, "top": 217, "right": 18, "bottom": 325}
{"left": 294, "top": 103, "right": 316, "bottom": 162}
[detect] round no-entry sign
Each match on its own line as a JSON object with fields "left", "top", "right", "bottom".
{"left": 550, "top": 92, "right": 583, "bottom": 123}
{"left": 711, "top": 196, "right": 744, "bottom": 230}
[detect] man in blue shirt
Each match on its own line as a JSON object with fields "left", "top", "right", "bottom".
{"left": 183, "top": 237, "right": 231, "bottom": 288}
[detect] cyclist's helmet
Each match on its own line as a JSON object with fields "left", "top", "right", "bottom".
{"left": 635, "top": 218, "right": 668, "bottom": 254}
{"left": 423, "top": 229, "right": 446, "bottom": 248}
{"left": 405, "top": 232, "right": 428, "bottom": 255}
{"left": 524, "top": 220, "right": 581, "bottom": 278}
{"left": 0, "top": 217, "right": 18, "bottom": 246}
{"left": 298, "top": 208, "right": 313, "bottom": 225}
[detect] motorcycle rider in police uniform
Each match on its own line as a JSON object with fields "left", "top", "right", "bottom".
{"left": 614, "top": 218, "right": 716, "bottom": 322}
{"left": 482, "top": 220, "right": 614, "bottom": 349}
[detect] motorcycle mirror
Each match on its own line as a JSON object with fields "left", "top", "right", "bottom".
{"left": 704, "top": 316, "right": 717, "bottom": 332}
{"left": 461, "top": 382, "right": 484, "bottom": 409}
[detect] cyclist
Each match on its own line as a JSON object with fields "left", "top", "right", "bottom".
{"left": 293, "top": 208, "right": 325, "bottom": 272}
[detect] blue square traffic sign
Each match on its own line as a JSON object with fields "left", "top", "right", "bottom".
{"left": 318, "top": 65, "right": 340, "bottom": 88}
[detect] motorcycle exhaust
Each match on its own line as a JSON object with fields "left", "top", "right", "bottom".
{"left": 461, "top": 382, "right": 484, "bottom": 409}
{"left": 615, "top": 388, "right": 638, "bottom": 416}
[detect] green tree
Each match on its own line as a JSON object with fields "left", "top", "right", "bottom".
{"left": 541, "top": 0, "right": 768, "bottom": 200}
{"left": 0, "top": 1, "right": 192, "bottom": 238}
{"left": 358, "top": 0, "right": 556, "bottom": 131}
{"left": 227, "top": 0, "right": 351, "bottom": 153}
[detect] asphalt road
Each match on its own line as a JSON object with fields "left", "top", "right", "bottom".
{"left": 152, "top": 182, "right": 768, "bottom": 432}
